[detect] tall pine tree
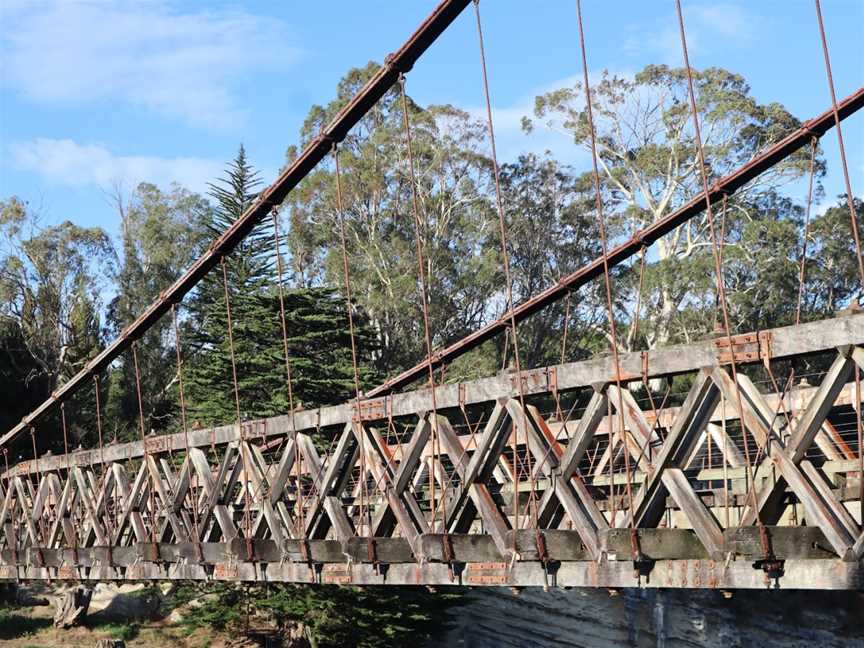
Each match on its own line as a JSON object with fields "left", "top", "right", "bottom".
{"left": 186, "top": 146, "right": 377, "bottom": 426}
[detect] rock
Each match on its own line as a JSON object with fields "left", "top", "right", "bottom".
{"left": 167, "top": 592, "right": 218, "bottom": 624}
{"left": 88, "top": 583, "right": 160, "bottom": 621}
{"left": 53, "top": 586, "right": 92, "bottom": 628}
{"left": 17, "top": 589, "right": 50, "bottom": 606}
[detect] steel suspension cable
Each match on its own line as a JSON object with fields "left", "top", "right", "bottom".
{"left": 92, "top": 374, "right": 113, "bottom": 545}
{"left": 271, "top": 207, "right": 305, "bottom": 535}
{"left": 857, "top": 366, "right": 863, "bottom": 525}
{"left": 631, "top": 246, "right": 667, "bottom": 458}
{"left": 2, "top": 448, "right": 17, "bottom": 563}
{"left": 332, "top": 145, "right": 370, "bottom": 537}
{"left": 171, "top": 304, "right": 201, "bottom": 549}
{"left": 630, "top": 248, "right": 648, "bottom": 349}
{"left": 473, "top": 0, "right": 536, "bottom": 536}
{"left": 814, "top": 0, "right": 864, "bottom": 289}
{"left": 674, "top": 0, "right": 767, "bottom": 548}
{"left": 28, "top": 426, "right": 48, "bottom": 560}
{"left": 814, "top": 2, "right": 864, "bottom": 519}
{"left": 131, "top": 342, "right": 158, "bottom": 549}
{"left": 220, "top": 257, "right": 254, "bottom": 554}
{"left": 796, "top": 138, "right": 819, "bottom": 326}
{"left": 710, "top": 195, "right": 732, "bottom": 337}
{"left": 60, "top": 402, "right": 70, "bottom": 472}
{"left": 560, "top": 291, "right": 572, "bottom": 365}
{"left": 398, "top": 75, "right": 446, "bottom": 533}
{"left": 60, "top": 401, "right": 83, "bottom": 557}
{"left": 576, "top": 0, "right": 637, "bottom": 534}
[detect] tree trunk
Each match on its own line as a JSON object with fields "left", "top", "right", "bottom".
{"left": 53, "top": 586, "right": 92, "bottom": 628}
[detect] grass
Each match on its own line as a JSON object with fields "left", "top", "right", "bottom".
{"left": 0, "top": 607, "right": 52, "bottom": 640}
{"left": 94, "top": 621, "right": 141, "bottom": 641}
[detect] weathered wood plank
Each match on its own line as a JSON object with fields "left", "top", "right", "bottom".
{"left": 10, "top": 314, "right": 864, "bottom": 478}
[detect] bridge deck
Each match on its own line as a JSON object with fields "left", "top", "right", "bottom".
{"left": 2, "top": 313, "right": 864, "bottom": 589}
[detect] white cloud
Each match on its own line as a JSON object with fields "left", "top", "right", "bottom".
{"left": 623, "top": 3, "right": 758, "bottom": 64}
{"left": 480, "top": 102, "right": 588, "bottom": 166}
{"left": 7, "top": 138, "right": 223, "bottom": 193}
{"left": 471, "top": 71, "right": 631, "bottom": 167}
{"left": 0, "top": 1, "right": 300, "bottom": 130}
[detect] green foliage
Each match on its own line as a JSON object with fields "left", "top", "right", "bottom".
{"left": 185, "top": 147, "right": 378, "bottom": 426}
{"left": 0, "top": 605, "right": 52, "bottom": 639}
{"left": 106, "top": 182, "right": 210, "bottom": 440}
{"left": 497, "top": 153, "right": 606, "bottom": 366}
{"left": 525, "top": 64, "right": 821, "bottom": 351}
{"left": 286, "top": 63, "right": 507, "bottom": 378}
{"left": 258, "top": 584, "right": 460, "bottom": 648}
{"left": 97, "top": 621, "right": 141, "bottom": 641}
{"left": 177, "top": 584, "right": 246, "bottom": 632}
{"left": 0, "top": 198, "right": 114, "bottom": 452}
{"left": 176, "top": 583, "right": 461, "bottom": 648}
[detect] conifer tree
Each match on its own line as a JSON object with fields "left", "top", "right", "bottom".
{"left": 186, "top": 146, "right": 377, "bottom": 426}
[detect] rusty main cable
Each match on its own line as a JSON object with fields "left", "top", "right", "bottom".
{"left": 1, "top": 0, "right": 475, "bottom": 450}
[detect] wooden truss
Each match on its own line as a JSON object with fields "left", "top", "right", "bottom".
{"left": 2, "top": 313, "right": 864, "bottom": 589}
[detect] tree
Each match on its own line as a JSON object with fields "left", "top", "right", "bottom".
{"left": 524, "top": 65, "right": 820, "bottom": 350}
{"left": 0, "top": 320, "right": 42, "bottom": 458}
{"left": 0, "top": 197, "right": 113, "bottom": 451}
{"left": 497, "top": 153, "right": 608, "bottom": 367}
{"left": 796, "top": 196, "right": 864, "bottom": 319}
{"left": 106, "top": 182, "right": 210, "bottom": 439}
{"left": 181, "top": 583, "right": 460, "bottom": 648}
{"left": 185, "top": 147, "right": 377, "bottom": 426}
{"left": 285, "top": 63, "right": 501, "bottom": 380}
{"left": 185, "top": 145, "right": 279, "bottom": 424}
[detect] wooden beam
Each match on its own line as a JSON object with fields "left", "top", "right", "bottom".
{"left": 9, "top": 315, "right": 864, "bottom": 479}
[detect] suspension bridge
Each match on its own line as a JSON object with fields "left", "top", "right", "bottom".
{"left": 2, "top": 0, "right": 864, "bottom": 591}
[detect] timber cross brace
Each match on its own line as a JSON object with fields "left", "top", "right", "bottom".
{"left": 3, "top": 313, "right": 864, "bottom": 590}
{"left": 2, "top": 0, "right": 864, "bottom": 592}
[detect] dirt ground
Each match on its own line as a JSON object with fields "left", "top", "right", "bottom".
{"left": 0, "top": 602, "right": 237, "bottom": 648}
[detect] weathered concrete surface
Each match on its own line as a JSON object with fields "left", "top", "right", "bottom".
{"left": 437, "top": 588, "right": 864, "bottom": 647}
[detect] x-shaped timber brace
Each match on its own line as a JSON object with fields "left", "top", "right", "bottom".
{"left": 3, "top": 312, "right": 864, "bottom": 589}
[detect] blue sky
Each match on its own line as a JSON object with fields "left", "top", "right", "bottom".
{"left": 1, "top": 0, "right": 862, "bottom": 240}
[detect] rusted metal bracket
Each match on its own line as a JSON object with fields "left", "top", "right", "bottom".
{"left": 510, "top": 367, "right": 557, "bottom": 394}
{"left": 351, "top": 398, "right": 387, "bottom": 422}
{"left": 322, "top": 563, "right": 352, "bottom": 584}
{"left": 753, "top": 558, "right": 785, "bottom": 589}
{"left": 465, "top": 561, "right": 508, "bottom": 585}
{"left": 57, "top": 565, "right": 77, "bottom": 580}
{"left": 144, "top": 435, "right": 168, "bottom": 455}
{"left": 214, "top": 562, "right": 239, "bottom": 579}
{"left": 715, "top": 331, "right": 772, "bottom": 365}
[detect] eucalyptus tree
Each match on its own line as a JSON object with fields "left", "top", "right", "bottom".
{"left": 105, "top": 182, "right": 210, "bottom": 439}
{"left": 0, "top": 196, "right": 114, "bottom": 449}
{"left": 524, "top": 65, "right": 820, "bottom": 350}
{"left": 284, "top": 63, "right": 500, "bottom": 380}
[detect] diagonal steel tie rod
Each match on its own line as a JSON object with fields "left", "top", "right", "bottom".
{"left": 366, "top": 85, "right": 864, "bottom": 398}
